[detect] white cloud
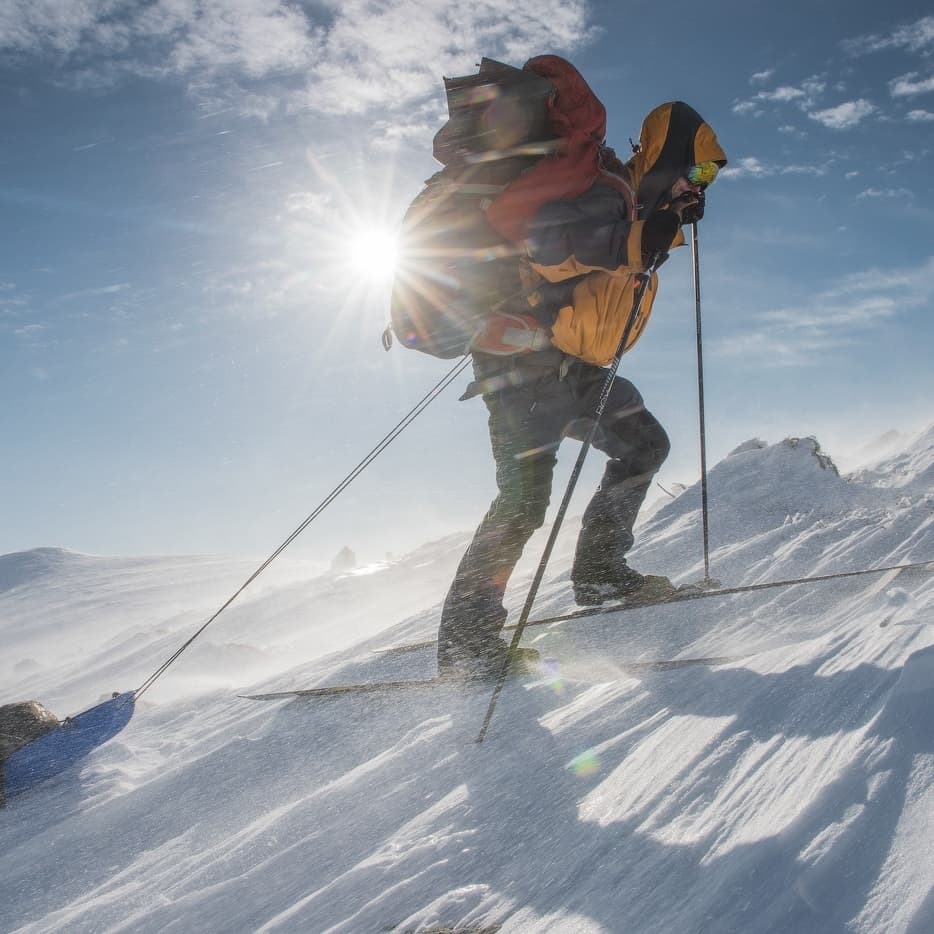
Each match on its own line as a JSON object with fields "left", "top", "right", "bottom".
{"left": 808, "top": 99, "right": 875, "bottom": 129}
{"left": 720, "top": 156, "right": 770, "bottom": 179}
{"left": 750, "top": 68, "right": 775, "bottom": 84}
{"left": 720, "top": 156, "right": 829, "bottom": 180}
{"left": 757, "top": 85, "right": 805, "bottom": 102}
{"left": 0, "top": 0, "right": 126, "bottom": 54}
{"left": 370, "top": 119, "right": 441, "bottom": 151}
{"left": 800, "top": 77, "right": 827, "bottom": 101}
{"left": 733, "top": 76, "right": 826, "bottom": 119}
{"left": 889, "top": 72, "right": 934, "bottom": 97}
{"left": 843, "top": 15, "right": 934, "bottom": 55}
{"left": 906, "top": 109, "right": 934, "bottom": 122}
{"left": 166, "top": 1, "right": 319, "bottom": 78}
{"left": 780, "top": 164, "right": 828, "bottom": 176}
{"left": 292, "top": 0, "right": 596, "bottom": 116}
{"left": 856, "top": 187, "right": 913, "bottom": 200}
{"left": 0, "top": 0, "right": 596, "bottom": 118}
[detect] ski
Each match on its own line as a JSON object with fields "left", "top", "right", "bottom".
{"left": 372, "top": 586, "right": 724, "bottom": 658}
{"left": 371, "top": 585, "right": 713, "bottom": 657}
{"left": 620, "top": 655, "right": 742, "bottom": 671}
{"left": 373, "top": 562, "right": 930, "bottom": 657}
{"left": 242, "top": 655, "right": 744, "bottom": 700}
{"left": 523, "top": 583, "right": 732, "bottom": 627}
{"left": 527, "top": 561, "right": 933, "bottom": 627}
{"left": 241, "top": 678, "right": 445, "bottom": 700}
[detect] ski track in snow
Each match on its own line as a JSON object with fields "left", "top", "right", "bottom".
{"left": 1, "top": 430, "right": 933, "bottom": 933}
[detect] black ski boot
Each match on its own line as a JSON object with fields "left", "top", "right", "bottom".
{"left": 574, "top": 566, "right": 677, "bottom": 607}
{"left": 438, "top": 644, "right": 541, "bottom": 682}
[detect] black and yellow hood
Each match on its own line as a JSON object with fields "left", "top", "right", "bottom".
{"left": 628, "top": 101, "right": 727, "bottom": 219}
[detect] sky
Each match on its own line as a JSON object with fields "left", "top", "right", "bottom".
{"left": 2, "top": 0, "right": 933, "bottom": 564}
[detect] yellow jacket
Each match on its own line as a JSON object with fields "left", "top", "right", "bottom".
{"left": 526, "top": 101, "right": 727, "bottom": 365}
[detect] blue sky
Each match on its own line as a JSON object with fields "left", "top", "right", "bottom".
{"left": 2, "top": 1, "right": 932, "bottom": 563}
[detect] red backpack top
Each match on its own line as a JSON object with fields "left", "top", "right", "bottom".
{"left": 485, "top": 55, "right": 622, "bottom": 243}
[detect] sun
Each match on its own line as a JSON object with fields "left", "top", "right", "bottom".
{"left": 346, "top": 224, "right": 399, "bottom": 282}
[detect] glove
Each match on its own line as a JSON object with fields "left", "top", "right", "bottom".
{"left": 671, "top": 188, "right": 706, "bottom": 225}
{"left": 641, "top": 209, "right": 680, "bottom": 266}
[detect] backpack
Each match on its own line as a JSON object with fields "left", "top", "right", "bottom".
{"left": 386, "top": 56, "right": 615, "bottom": 359}
{"left": 385, "top": 58, "right": 555, "bottom": 358}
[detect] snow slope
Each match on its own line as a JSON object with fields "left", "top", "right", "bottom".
{"left": 1, "top": 429, "right": 932, "bottom": 933}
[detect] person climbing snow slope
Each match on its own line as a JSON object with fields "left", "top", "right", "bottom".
{"left": 433, "top": 57, "right": 727, "bottom": 679}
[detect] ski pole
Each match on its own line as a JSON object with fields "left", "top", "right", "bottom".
{"left": 476, "top": 260, "right": 659, "bottom": 743}
{"left": 691, "top": 221, "right": 713, "bottom": 584}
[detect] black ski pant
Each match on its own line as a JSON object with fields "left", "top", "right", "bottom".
{"left": 438, "top": 353, "right": 670, "bottom": 666}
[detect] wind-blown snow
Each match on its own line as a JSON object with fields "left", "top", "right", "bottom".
{"left": 1, "top": 431, "right": 932, "bottom": 933}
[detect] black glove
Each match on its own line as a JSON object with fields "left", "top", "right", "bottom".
{"left": 641, "top": 209, "right": 680, "bottom": 266}
{"left": 672, "top": 189, "right": 706, "bottom": 225}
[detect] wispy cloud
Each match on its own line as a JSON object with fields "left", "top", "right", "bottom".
{"left": 0, "top": 280, "right": 31, "bottom": 327}
{"left": 889, "top": 73, "right": 934, "bottom": 97}
{"left": 906, "top": 109, "right": 934, "bottom": 122}
{"left": 750, "top": 68, "right": 775, "bottom": 84}
{"left": 55, "top": 282, "right": 131, "bottom": 304}
{"left": 720, "top": 156, "right": 830, "bottom": 180}
{"left": 843, "top": 15, "right": 934, "bottom": 55}
{"left": 780, "top": 164, "right": 828, "bottom": 176}
{"left": 13, "top": 322, "right": 48, "bottom": 340}
{"left": 732, "top": 100, "right": 761, "bottom": 117}
{"left": 808, "top": 99, "right": 875, "bottom": 129}
{"left": 714, "top": 256, "right": 934, "bottom": 366}
{"left": 856, "top": 187, "right": 914, "bottom": 200}
{"left": 284, "top": 191, "right": 332, "bottom": 218}
{"left": 732, "top": 76, "right": 826, "bottom": 122}
{"left": 756, "top": 85, "right": 805, "bottom": 103}
{"left": 0, "top": 0, "right": 596, "bottom": 119}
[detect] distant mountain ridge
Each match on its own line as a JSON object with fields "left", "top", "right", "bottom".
{"left": 0, "top": 547, "right": 85, "bottom": 594}
{"left": 3, "top": 426, "right": 931, "bottom": 598}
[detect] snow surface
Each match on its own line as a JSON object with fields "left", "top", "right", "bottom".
{"left": 1, "top": 429, "right": 933, "bottom": 933}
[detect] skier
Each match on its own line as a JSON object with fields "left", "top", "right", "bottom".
{"left": 437, "top": 76, "right": 727, "bottom": 679}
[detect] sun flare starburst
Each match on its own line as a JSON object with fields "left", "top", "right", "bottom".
{"left": 346, "top": 225, "right": 399, "bottom": 282}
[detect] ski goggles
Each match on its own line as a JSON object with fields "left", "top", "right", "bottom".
{"left": 687, "top": 161, "right": 720, "bottom": 189}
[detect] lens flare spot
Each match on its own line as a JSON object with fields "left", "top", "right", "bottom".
{"left": 542, "top": 656, "right": 566, "bottom": 694}
{"left": 567, "top": 749, "right": 601, "bottom": 778}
